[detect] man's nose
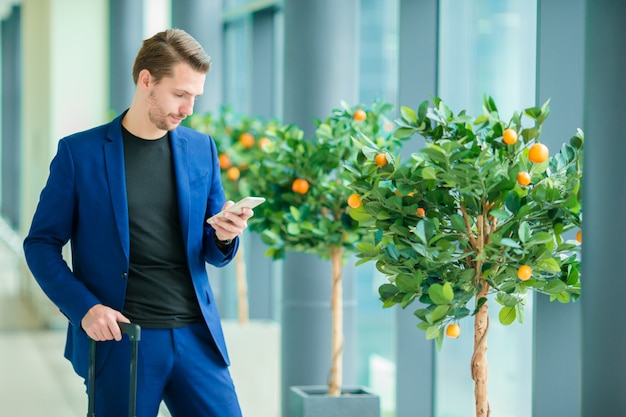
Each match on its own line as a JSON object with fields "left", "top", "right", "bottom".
{"left": 181, "top": 97, "right": 195, "bottom": 116}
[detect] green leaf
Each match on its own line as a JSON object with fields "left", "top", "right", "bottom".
{"left": 556, "top": 292, "right": 571, "bottom": 303}
{"left": 518, "top": 221, "right": 531, "bottom": 243}
{"left": 499, "top": 306, "right": 516, "bottom": 325}
{"left": 379, "top": 283, "right": 399, "bottom": 300}
{"left": 415, "top": 221, "right": 428, "bottom": 244}
{"left": 505, "top": 191, "right": 521, "bottom": 214}
{"left": 543, "top": 279, "right": 567, "bottom": 295}
{"left": 396, "top": 273, "right": 420, "bottom": 293}
{"left": 442, "top": 282, "right": 454, "bottom": 300}
{"left": 422, "top": 166, "right": 438, "bottom": 180}
{"left": 382, "top": 243, "right": 400, "bottom": 261}
{"left": 500, "top": 238, "right": 521, "bottom": 249}
{"left": 426, "top": 325, "right": 440, "bottom": 340}
{"left": 400, "top": 293, "right": 418, "bottom": 308}
{"left": 401, "top": 106, "right": 417, "bottom": 124}
{"left": 289, "top": 206, "right": 301, "bottom": 221}
{"left": 395, "top": 127, "right": 416, "bottom": 139}
{"left": 355, "top": 241, "right": 378, "bottom": 254}
{"left": 429, "top": 282, "right": 454, "bottom": 305}
{"left": 349, "top": 205, "right": 372, "bottom": 222}
{"left": 539, "top": 257, "right": 562, "bottom": 274}
{"left": 528, "top": 232, "right": 553, "bottom": 246}
{"left": 287, "top": 223, "right": 301, "bottom": 235}
{"left": 430, "top": 305, "right": 450, "bottom": 323}
{"left": 451, "top": 214, "right": 467, "bottom": 232}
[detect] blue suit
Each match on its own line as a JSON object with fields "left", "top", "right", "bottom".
{"left": 23, "top": 112, "right": 239, "bottom": 410}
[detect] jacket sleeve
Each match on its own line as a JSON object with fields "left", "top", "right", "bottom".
{"left": 202, "top": 135, "right": 240, "bottom": 267}
{"left": 23, "top": 139, "right": 101, "bottom": 327}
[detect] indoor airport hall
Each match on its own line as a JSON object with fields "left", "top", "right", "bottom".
{"left": 0, "top": 0, "right": 625, "bottom": 416}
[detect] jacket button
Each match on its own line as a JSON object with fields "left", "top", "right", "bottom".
{"left": 122, "top": 272, "right": 128, "bottom": 280}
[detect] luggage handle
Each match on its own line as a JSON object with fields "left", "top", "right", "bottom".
{"left": 87, "top": 322, "right": 141, "bottom": 417}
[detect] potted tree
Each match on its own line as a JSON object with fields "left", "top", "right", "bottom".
{"left": 185, "top": 108, "right": 282, "bottom": 417}
{"left": 246, "top": 101, "right": 400, "bottom": 416}
{"left": 345, "top": 97, "right": 583, "bottom": 417}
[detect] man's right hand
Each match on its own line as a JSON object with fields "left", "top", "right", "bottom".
{"left": 81, "top": 304, "right": 130, "bottom": 341}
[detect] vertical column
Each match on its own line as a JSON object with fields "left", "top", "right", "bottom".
{"left": 248, "top": 7, "right": 276, "bottom": 320}
{"left": 533, "top": 1, "right": 584, "bottom": 416}
{"left": 172, "top": 0, "right": 223, "bottom": 114}
{"left": 1, "top": 5, "right": 21, "bottom": 229}
{"left": 395, "top": 1, "right": 438, "bottom": 416}
{"left": 251, "top": 8, "right": 275, "bottom": 120}
{"left": 109, "top": 0, "right": 144, "bottom": 114}
{"left": 582, "top": 0, "right": 626, "bottom": 414}
{"left": 281, "top": 0, "right": 359, "bottom": 416}
{"left": 21, "top": 0, "right": 109, "bottom": 326}
{"left": 283, "top": 0, "right": 359, "bottom": 135}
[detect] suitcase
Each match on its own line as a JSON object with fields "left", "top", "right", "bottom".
{"left": 87, "top": 322, "right": 142, "bottom": 417}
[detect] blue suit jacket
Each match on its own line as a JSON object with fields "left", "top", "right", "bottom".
{"left": 23, "top": 112, "right": 238, "bottom": 378}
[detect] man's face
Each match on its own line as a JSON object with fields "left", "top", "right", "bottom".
{"left": 146, "top": 63, "right": 206, "bottom": 132}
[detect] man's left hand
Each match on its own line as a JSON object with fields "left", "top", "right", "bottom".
{"left": 210, "top": 201, "right": 253, "bottom": 242}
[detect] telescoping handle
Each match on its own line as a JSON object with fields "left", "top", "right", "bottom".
{"left": 87, "top": 322, "right": 142, "bottom": 417}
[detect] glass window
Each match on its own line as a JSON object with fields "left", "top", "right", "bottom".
{"left": 357, "top": 2, "right": 400, "bottom": 416}
{"left": 359, "top": 0, "right": 399, "bottom": 107}
{"left": 224, "top": 17, "right": 251, "bottom": 113}
{"left": 438, "top": 0, "right": 537, "bottom": 116}
{"left": 435, "top": 1, "right": 537, "bottom": 416}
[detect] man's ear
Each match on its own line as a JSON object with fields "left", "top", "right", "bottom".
{"left": 137, "top": 69, "right": 152, "bottom": 91}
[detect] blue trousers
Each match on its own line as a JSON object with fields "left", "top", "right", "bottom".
{"left": 87, "top": 322, "right": 242, "bottom": 417}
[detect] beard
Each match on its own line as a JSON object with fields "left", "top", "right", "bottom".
{"left": 147, "top": 90, "right": 185, "bottom": 131}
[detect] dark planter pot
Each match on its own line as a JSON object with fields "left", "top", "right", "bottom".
{"left": 289, "top": 385, "right": 380, "bottom": 417}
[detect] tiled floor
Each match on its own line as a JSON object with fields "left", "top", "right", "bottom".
{"left": 0, "top": 237, "right": 175, "bottom": 417}
{"left": 0, "top": 329, "right": 86, "bottom": 416}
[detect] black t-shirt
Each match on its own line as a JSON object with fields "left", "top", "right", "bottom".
{"left": 121, "top": 126, "right": 203, "bottom": 328}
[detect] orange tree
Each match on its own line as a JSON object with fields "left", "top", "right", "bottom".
{"left": 345, "top": 97, "right": 583, "bottom": 416}
{"left": 246, "top": 101, "right": 401, "bottom": 396}
{"left": 185, "top": 107, "right": 278, "bottom": 323}
{"left": 185, "top": 106, "right": 278, "bottom": 202}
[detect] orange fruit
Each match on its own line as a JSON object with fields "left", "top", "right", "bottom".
{"left": 576, "top": 230, "right": 582, "bottom": 244}
{"left": 517, "top": 265, "right": 532, "bottom": 281}
{"left": 226, "top": 166, "right": 240, "bottom": 181}
{"left": 446, "top": 323, "right": 460, "bottom": 338}
{"left": 417, "top": 207, "right": 426, "bottom": 217}
{"left": 528, "top": 143, "right": 549, "bottom": 163}
{"left": 353, "top": 109, "right": 367, "bottom": 122}
{"left": 374, "top": 153, "right": 388, "bottom": 167}
{"left": 218, "top": 154, "right": 232, "bottom": 169}
{"left": 258, "top": 137, "right": 271, "bottom": 150}
{"left": 517, "top": 171, "right": 531, "bottom": 187}
{"left": 347, "top": 193, "right": 362, "bottom": 208}
{"left": 239, "top": 132, "right": 255, "bottom": 148}
{"left": 503, "top": 128, "right": 518, "bottom": 145}
{"left": 292, "top": 178, "right": 309, "bottom": 194}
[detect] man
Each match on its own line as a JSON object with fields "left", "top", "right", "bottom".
{"left": 23, "top": 29, "right": 250, "bottom": 417}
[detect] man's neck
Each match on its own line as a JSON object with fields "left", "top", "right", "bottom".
{"left": 122, "top": 105, "right": 167, "bottom": 140}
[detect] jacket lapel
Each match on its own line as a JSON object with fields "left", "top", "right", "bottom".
{"left": 104, "top": 115, "right": 130, "bottom": 262}
{"left": 170, "top": 129, "right": 190, "bottom": 249}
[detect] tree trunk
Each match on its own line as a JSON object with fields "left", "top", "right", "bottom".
{"left": 472, "top": 278, "right": 490, "bottom": 417}
{"left": 235, "top": 237, "right": 249, "bottom": 325}
{"left": 471, "top": 213, "right": 491, "bottom": 417}
{"left": 327, "top": 245, "right": 344, "bottom": 396}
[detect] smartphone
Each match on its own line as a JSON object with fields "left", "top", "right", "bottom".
{"left": 206, "top": 196, "right": 266, "bottom": 224}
